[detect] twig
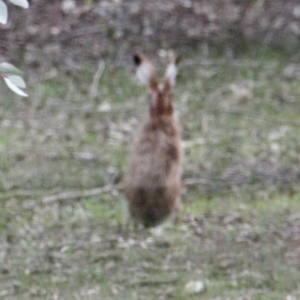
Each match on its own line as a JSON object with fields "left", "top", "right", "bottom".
{"left": 183, "top": 178, "right": 211, "bottom": 186}
{"left": 90, "top": 60, "right": 105, "bottom": 101}
{"left": 42, "top": 184, "right": 122, "bottom": 204}
{"left": 128, "top": 277, "right": 178, "bottom": 287}
{"left": 262, "top": 0, "right": 293, "bottom": 48}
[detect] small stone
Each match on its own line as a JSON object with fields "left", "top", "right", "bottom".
{"left": 185, "top": 280, "right": 205, "bottom": 294}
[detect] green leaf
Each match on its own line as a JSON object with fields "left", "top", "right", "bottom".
{"left": 0, "top": 62, "right": 22, "bottom": 75}
{"left": 0, "top": 0, "right": 8, "bottom": 24}
{"left": 8, "top": 0, "right": 29, "bottom": 9}
{"left": 3, "top": 77, "right": 28, "bottom": 97}
{"left": 6, "top": 75, "right": 26, "bottom": 88}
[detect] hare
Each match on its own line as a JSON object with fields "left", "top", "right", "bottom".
{"left": 124, "top": 53, "right": 182, "bottom": 228}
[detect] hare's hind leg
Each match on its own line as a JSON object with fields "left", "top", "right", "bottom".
{"left": 123, "top": 209, "right": 144, "bottom": 233}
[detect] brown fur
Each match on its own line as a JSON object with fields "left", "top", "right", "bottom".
{"left": 124, "top": 54, "right": 182, "bottom": 228}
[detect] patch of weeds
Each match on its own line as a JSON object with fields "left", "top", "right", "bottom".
{"left": 82, "top": 196, "right": 126, "bottom": 228}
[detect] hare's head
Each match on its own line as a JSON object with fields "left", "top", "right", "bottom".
{"left": 133, "top": 53, "right": 179, "bottom": 119}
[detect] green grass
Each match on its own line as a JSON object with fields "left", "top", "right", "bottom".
{"left": 1, "top": 49, "right": 300, "bottom": 299}
{"left": 1, "top": 194, "right": 300, "bottom": 299}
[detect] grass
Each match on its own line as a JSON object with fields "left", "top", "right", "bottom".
{"left": 1, "top": 48, "right": 300, "bottom": 299}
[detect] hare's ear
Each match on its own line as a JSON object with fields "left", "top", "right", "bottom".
{"left": 163, "top": 55, "right": 180, "bottom": 89}
{"left": 133, "top": 54, "right": 158, "bottom": 92}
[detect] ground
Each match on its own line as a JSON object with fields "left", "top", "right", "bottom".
{"left": 1, "top": 48, "right": 300, "bottom": 299}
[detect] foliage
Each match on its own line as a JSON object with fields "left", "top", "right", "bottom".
{"left": 0, "top": 0, "right": 28, "bottom": 23}
{"left": 0, "top": 0, "right": 28, "bottom": 97}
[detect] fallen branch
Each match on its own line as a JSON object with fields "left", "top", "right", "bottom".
{"left": 0, "top": 177, "right": 234, "bottom": 203}
{"left": 0, "top": 178, "right": 210, "bottom": 203}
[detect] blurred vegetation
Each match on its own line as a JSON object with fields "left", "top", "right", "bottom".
{"left": 1, "top": 0, "right": 300, "bottom": 75}
{"left": 1, "top": 0, "right": 300, "bottom": 299}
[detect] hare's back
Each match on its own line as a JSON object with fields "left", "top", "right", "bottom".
{"left": 131, "top": 126, "right": 180, "bottom": 177}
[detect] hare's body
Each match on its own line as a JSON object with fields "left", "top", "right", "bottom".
{"left": 125, "top": 54, "right": 182, "bottom": 228}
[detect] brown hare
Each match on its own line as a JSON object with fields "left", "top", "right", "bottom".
{"left": 124, "top": 53, "right": 182, "bottom": 228}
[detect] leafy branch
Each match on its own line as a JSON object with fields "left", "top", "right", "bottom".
{"left": 0, "top": 0, "right": 29, "bottom": 97}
